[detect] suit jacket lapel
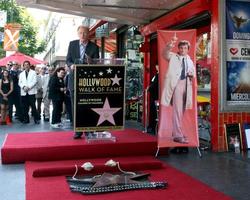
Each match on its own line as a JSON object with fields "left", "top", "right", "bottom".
{"left": 76, "top": 40, "right": 80, "bottom": 58}
{"left": 85, "top": 42, "right": 91, "bottom": 57}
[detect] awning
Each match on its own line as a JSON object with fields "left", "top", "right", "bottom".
{"left": 0, "top": 52, "right": 46, "bottom": 66}
{"left": 16, "top": 0, "right": 191, "bottom": 25}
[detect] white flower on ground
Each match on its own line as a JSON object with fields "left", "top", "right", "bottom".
{"left": 81, "top": 162, "right": 94, "bottom": 171}
{"left": 105, "top": 159, "right": 136, "bottom": 175}
{"left": 105, "top": 159, "right": 117, "bottom": 167}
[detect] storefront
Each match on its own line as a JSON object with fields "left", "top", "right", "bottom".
{"left": 116, "top": 25, "right": 144, "bottom": 121}
{"left": 140, "top": 0, "right": 250, "bottom": 151}
{"left": 90, "top": 22, "right": 145, "bottom": 121}
{"left": 15, "top": 0, "right": 250, "bottom": 151}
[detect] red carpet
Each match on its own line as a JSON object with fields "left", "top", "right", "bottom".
{"left": 32, "top": 157, "right": 163, "bottom": 177}
{"left": 1, "top": 129, "right": 157, "bottom": 164}
{"left": 26, "top": 156, "right": 232, "bottom": 200}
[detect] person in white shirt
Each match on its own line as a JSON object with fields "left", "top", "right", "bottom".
{"left": 41, "top": 66, "right": 54, "bottom": 121}
{"left": 18, "top": 60, "right": 40, "bottom": 124}
{"left": 35, "top": 66, "right": 43, "bottom": 120}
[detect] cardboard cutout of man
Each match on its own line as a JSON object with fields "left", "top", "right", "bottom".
{"left": 161, "top": 37, "right": 195, "bottom": 144}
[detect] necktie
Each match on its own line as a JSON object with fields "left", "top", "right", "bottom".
{"left": 25, "top": 71, "right": 28, "bottom": 78}
{"left": 180, "top": 58, "right": 186, "bottom": 80}
{"left": 80, "top": 43, "right": 85, "bottom": 60}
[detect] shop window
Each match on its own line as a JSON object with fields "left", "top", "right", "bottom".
{"left": 124, "top": 26, "right": 144, "bottom": 122}
{"left": 196, "top": 33, "right": 211, "bottom": 91}
{"left": 197, "top": 32, "right": 211, "bottom": 148}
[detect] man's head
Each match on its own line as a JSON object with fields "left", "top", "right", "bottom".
{"left": 23, "top": 60, "right": 31, "bottom": 71}
{"left": 48, "top": 67, "right": 54, "bottom": 76}
{"left": 77, "top": 25, "right": 89, "bottom": 43}
{"left": 178, "top": 40, "right": 190, "bottom": 56}
{"left": 12, "top": 62, "right": 18, "bottom": 70}
{"left": 55, "top": 67, "right": 66, "bottom": 78}
{"left": 35, "top": 66, "right": 41, "bottom": 74}
{"left": 40, "top": 66, "right": 47, "bottom": 75}
{"left": 7, "top": 62, "right": 12, "bottom": 70}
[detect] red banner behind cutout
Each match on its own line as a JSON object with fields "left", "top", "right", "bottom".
{"left": 157, "top": 30, "right": 198, "bottom": 148}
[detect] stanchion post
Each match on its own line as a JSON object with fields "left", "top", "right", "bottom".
{"left": 197, "top": 147, "right": 202, "bottom": 158}
{"left": 155, "top": 147, "right": 160, "bottom": 157}
{"left": 144, "top": 88, "right": 148, "bottom": 133}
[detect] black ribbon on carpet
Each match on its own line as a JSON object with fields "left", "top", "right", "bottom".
{"left": 66, "top": 172, "right": 167, "bottom": 194}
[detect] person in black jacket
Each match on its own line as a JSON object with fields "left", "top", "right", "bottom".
{"left": 0, "top": 70, "right": 13, "bottom": 125}
{"left": 8, "top": 62, "right": 23, "bottom": 122}
{"left": 147, "top": 64, "right": 159, "bottom": 135}
{"left": 66, "top": 25, "right": 99, "bottom": 139}
{"left": 64, "top": 66, "right": 72, "bottom": 123}
{"left": 48, "top": 67, "right": 66, "bottom": 128}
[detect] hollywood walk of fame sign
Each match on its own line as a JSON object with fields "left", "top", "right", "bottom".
{"left": 74, "top": 64, "right": 125, "bottom": 132}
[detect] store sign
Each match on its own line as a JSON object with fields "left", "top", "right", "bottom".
{"left": 226, "top": 40, "right": 250, "bottom": 61}
{"left": 74, "top": 64, "right": 125, "bottom": 131}
{"left": 224, "top": 0, "right": 250, "bottom": 108}
{"left": 108, "top": 22, "right": 118, "bottom": 32}
{"left": 96, "top": 24, "right": 109, "bottom": 38}
{"left": 128, "top": 101, "right": 138, "bottom": 120}
{"left": 0, "top": 11, "right": 7, "bottom": 27}
{"left": 4, "top": 23, "right": 22, "bottom": 51}
{"left": 126, "top": 100, "right": 142, "bottom": 121}
{"left": 0, "top": 31, "right": 4, "bottom": 41}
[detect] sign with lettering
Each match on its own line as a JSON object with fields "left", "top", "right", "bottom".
{"left": 74, "top": 64, "right": 125, "bottom": 131}
{"left": 225, "top": 0, "right": 250, "bottom": 107}
{"left": 95, "top": 24, "right": 109, "bottom": 38}
{"left": 0, "top": 11, "right": 7, "bottom": 27}
{"left": 4, "top": 23, "right": 22, "bottom": 51}
{"left": 126, "top": 100, "right": 138, "bottom": 121}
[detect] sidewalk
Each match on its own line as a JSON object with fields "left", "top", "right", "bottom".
{"left": 0, "top": 118, "right": 250, "bottom": 200}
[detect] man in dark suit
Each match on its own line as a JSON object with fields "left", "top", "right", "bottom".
{"left": 147, "top": 64, "right": 159, "bottom": 135}
{"left": 66, "top": 25, "right": 99, "bottom": 139}
{"left": 8, "top": 62, "right": 23, "bottom": 122}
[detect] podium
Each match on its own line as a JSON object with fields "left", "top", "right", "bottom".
{"left": 73, "top": 59, "right": 126, "bottom": 142}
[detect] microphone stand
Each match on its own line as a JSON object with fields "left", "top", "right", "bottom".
{"left": 84, "top": 53, "right": 90, "bottom": 65}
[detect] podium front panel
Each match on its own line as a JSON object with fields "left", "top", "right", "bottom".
{"left": 74, "top": 64, "right": 125, "bottom": 131}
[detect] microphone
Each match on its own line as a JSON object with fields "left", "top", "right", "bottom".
{"left": 84, "top": 53, "right": 91, "bottom": 64}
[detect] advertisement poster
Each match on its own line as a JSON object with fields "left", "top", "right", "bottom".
{"left": 4, "top": 23, "right": 21, "bottom": 51}
{"left": 74, "top": 64, "right": 125, "bottom": 131}
{"left": 225, "top": 0, "right": 250, "bottom": 106}
{"left": 157, "top": 30, "right": 198, "bottom": 148}
{"left": 0, "top": 11, "right": 7, "bottom": 27}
